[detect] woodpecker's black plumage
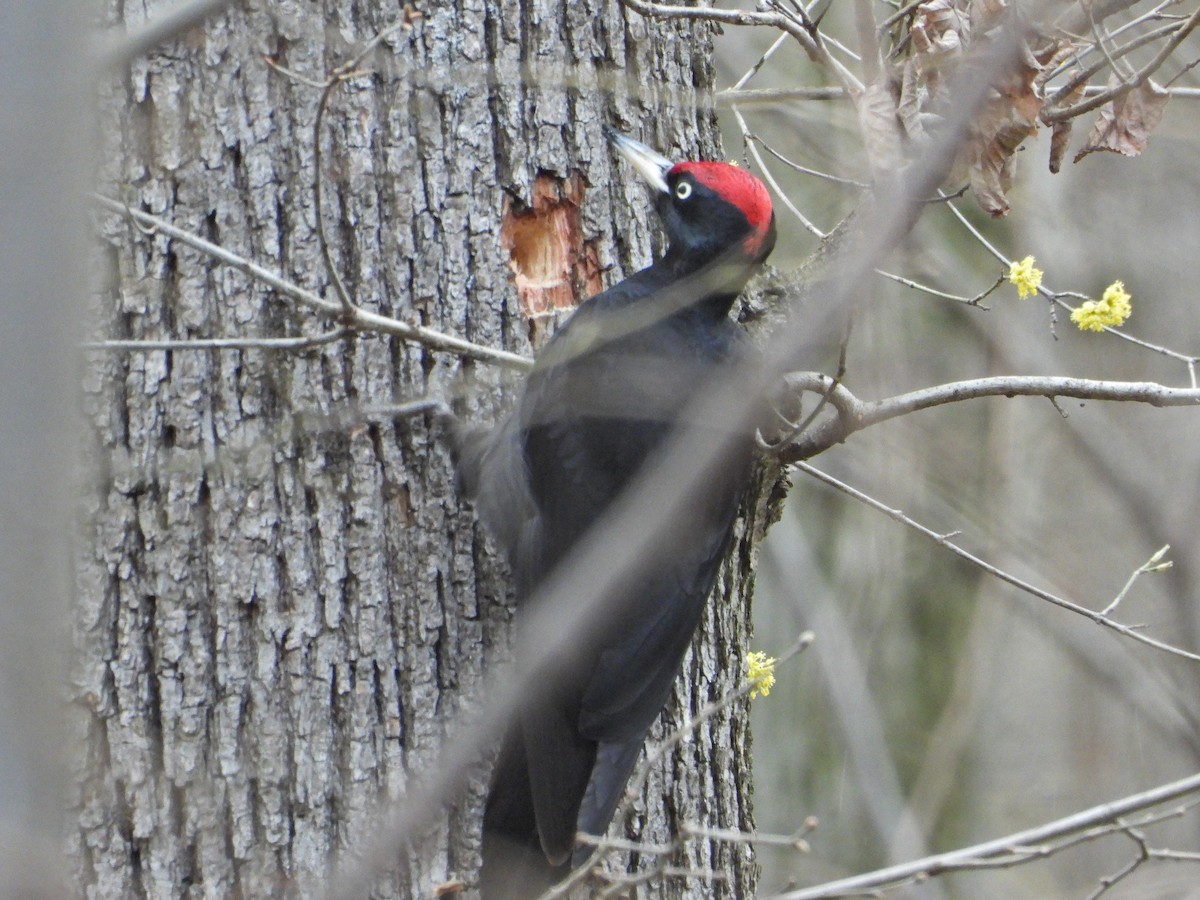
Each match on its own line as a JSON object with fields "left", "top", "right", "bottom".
{"left": 460, "top": 129, "right": 776, "bottom": 896}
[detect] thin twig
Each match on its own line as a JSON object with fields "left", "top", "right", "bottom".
{"left": 621, "top": 0, "right": 820, "bottom": 53}
{"left": 620, "top": 0, "right": 864, "bottom": 93}
{"left": 574, "top": 835, "right": 677, "bottom": 856}
{"left": 92, "top": 0, "right": 234, "bottom": 71}
{"left": 313, "top": 76, "right": 363, "bottom": 315}
{"left": 1046, "top": 0, "right": 1183, "bottom": 82}
{"left": 875, "top": 269, "right": 999, "bottom": 307}
{"left": 747, "top": 133, "right": 871, "bottom": 188}
{"left": 732, "top": 109, "right": 827, "bottom": 237}
{"left": 1046, "top": 19, "right": 1180, "bottom": 104}
{"left": 1082, "top": 0, "right": 1137, "bottom": 84}
{"left": 1100, "top": 545, "right": 1171, "bottom": 616}
{"left": 680, "top": 821, "right": 816, "bottom": 852}
{"left": 1151, "top": 848, "right": 1200, "bottom": 861}
{"left": 90, "top": 195, "right": 533, "bottom": 370}
{"left": 878, "top": 0, "right": 925, "bottom": 34}
{"left": 262, "top": 56, "right": 327, "bottom": 88}
{"left": 793, "top": 462, "right": 1200, "bottom": 664}
{"left": 82, "top": 328, "right": 350, "bottom": 352}
{"left": 769, "top": 771, "right": 1200, "bottom": 899}
{"left": 309, "top": 20, "right": 413, "bottom": 316}
{"left": 92, "top": 194, "right": 341, "bottom": 317}
{"left": 759, "top": 323, "right": 852, "bottom": 453}
{"left": 716, "top": 84, "right": 1200, "bottom": 104}
{"left": 595, "top": 864, "right": 726, "bottom": 897}
{"left": 729, "top": 31, "right": 790, "bottom": 92}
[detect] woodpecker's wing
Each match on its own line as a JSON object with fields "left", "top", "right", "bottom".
{"left": 517, "top": 410, "right": 746, "bottom": 860}
{"left": 573, "top": 737, "right": 643, "bottom": 867}
{"left": 511, "top": 276, "right": 751, "bottom": 861}
{"left": 577, "top": 468, "right": 741, "bottom": 739}
{"left": 455, "top": 410, "right": 548, "bottom": 602}
{"left": 571, "top": 449, "right": 743, "bottom": 849}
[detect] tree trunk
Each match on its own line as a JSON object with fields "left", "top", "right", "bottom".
{"left": 75, "top": 2, "right": 772, "bottom": 896}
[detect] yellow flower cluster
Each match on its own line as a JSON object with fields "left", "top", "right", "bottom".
{"left": 746, "top": 651, "right": 777, "bottom": 699}
{"left": 1008, "top": 256, "right": 1043, "bottom": 300}
{"left": 1071, "top": 281, "right": 1133, "bottom": 332}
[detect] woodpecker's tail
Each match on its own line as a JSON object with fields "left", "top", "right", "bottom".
{"left": 572, "top": 738, "right": 643, "bottom": 868}
{"left": 480, "top": 724, "right": 568, "bottom": 899}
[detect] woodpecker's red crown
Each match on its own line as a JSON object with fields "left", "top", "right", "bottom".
{"left": 669, "top": 161, "right": 774, "bottom": 258}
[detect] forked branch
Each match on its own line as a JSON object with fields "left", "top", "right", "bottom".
{"left": 769, "top": 373, "right": 1200, "bottom": 461}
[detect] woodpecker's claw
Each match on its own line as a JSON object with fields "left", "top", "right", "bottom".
{"left": 604, "top": 125, "right": 673, "bottom": 195}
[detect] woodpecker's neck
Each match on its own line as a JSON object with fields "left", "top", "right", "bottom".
{"left": 657, "top": 244, "right": 760, "bottom": 320}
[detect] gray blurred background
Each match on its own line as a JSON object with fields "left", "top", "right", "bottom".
{"left": 716, "top": 15, "right": 1200, "bottom": 899}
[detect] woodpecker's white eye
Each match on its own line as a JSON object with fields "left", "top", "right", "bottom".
{"left": 674, "top": 180, "right": 693, "bottom": 200}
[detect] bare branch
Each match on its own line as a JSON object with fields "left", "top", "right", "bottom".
{"left": 769, "top": 771, "right": 1200, "bottom": 899}
{"left": 90, "top": 195, "right": 533, "bottom": 370}
{"left": 574, "top": 835, "right": 677, "bottom": 856}
{"left": 793, "top": 462, "right": 1200, "bottom": 664}
{"left": 81, "top": 329, "right": 350, "bottom": 352}
{"left": 939, "top": 199, "right": 1200, "bottom": 368}
{"left": 729, "top": 30, "right": 790, "bottom": 92}
{"left": 620, "top": 0, "right": 819, "bottom": 56}
{"left": 874, "top": 268, "right": 999, "bottom": 306}
{"left": 744, "top": 132, "right": 870, "bottom": 188}
{"left": 1100, "top": 545, "right": 1172, "bottom": 617}
{"left": 775, "top": 373, "right": 1200, "bottom": 461}
{"left": 1044, "top": 6, "right": 1200, "bottom": 123}
{"left": 1086, "top": 823, "right": 1152, "bottom": 900}
{"left": 1045, "top": 21, "right": 1178, "bottom": 108}
{"left": 620, "top": 0, "right": 864, "bottom": 93}
{"left": 313, "top": 82, "right": 358, "bottom": 317}
{"left": 680, "top": 821, "right": 816, "bottom": 852}
{"left": 309, "top": 19, "right": 412, "bottom": 317}
{"left": 731, "top": 107, "right": 828, "bottom": 237}
{"left": 718, "top": 84, "right": 1200, "bottom": 105}
{"left": 91, "top": 194, "right": 338, "bottom": 316}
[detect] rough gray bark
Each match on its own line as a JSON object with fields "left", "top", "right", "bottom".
{"left": 74, "top": 2, "right": 774, "bottom": 897}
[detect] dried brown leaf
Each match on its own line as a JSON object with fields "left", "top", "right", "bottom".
{"left": 1048, "top": 73, "right": 1085, "bottom": 174}
{"left": 899, "top": 3, "right": 1072, "bottom": 210}
{"left": 1074, "top": 80, "right": 1170, "bottom": 163}
{"left": 968, "top": 125, "right": 1022, "bottom": 216}
{"left": 1049, "top": 119, "right": 1073, "bottom": 174}
{"left": 973, "top": 0, "right": 1009, "bottom": 27}
{"left": 857, "top": 78, "right": 905, "bottom": 181}
{"left": 911, "top": 0, "right": 968, "bottom": 66}
{"left": 966, "top": 65, "right": 1044, "bottom": 216}
{"left": 898, "top": 0, "right": 964, "bottom": 142}
{"left": 897, "top": 57, "right": 925, "bottom": 141}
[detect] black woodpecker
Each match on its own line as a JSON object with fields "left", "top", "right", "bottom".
{"left": 456, "top": 127, "right": 776, "bottom": 897}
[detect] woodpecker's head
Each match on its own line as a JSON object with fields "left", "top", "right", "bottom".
{"left": 605, "top": 126, "right": 776, "bottom": 272}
